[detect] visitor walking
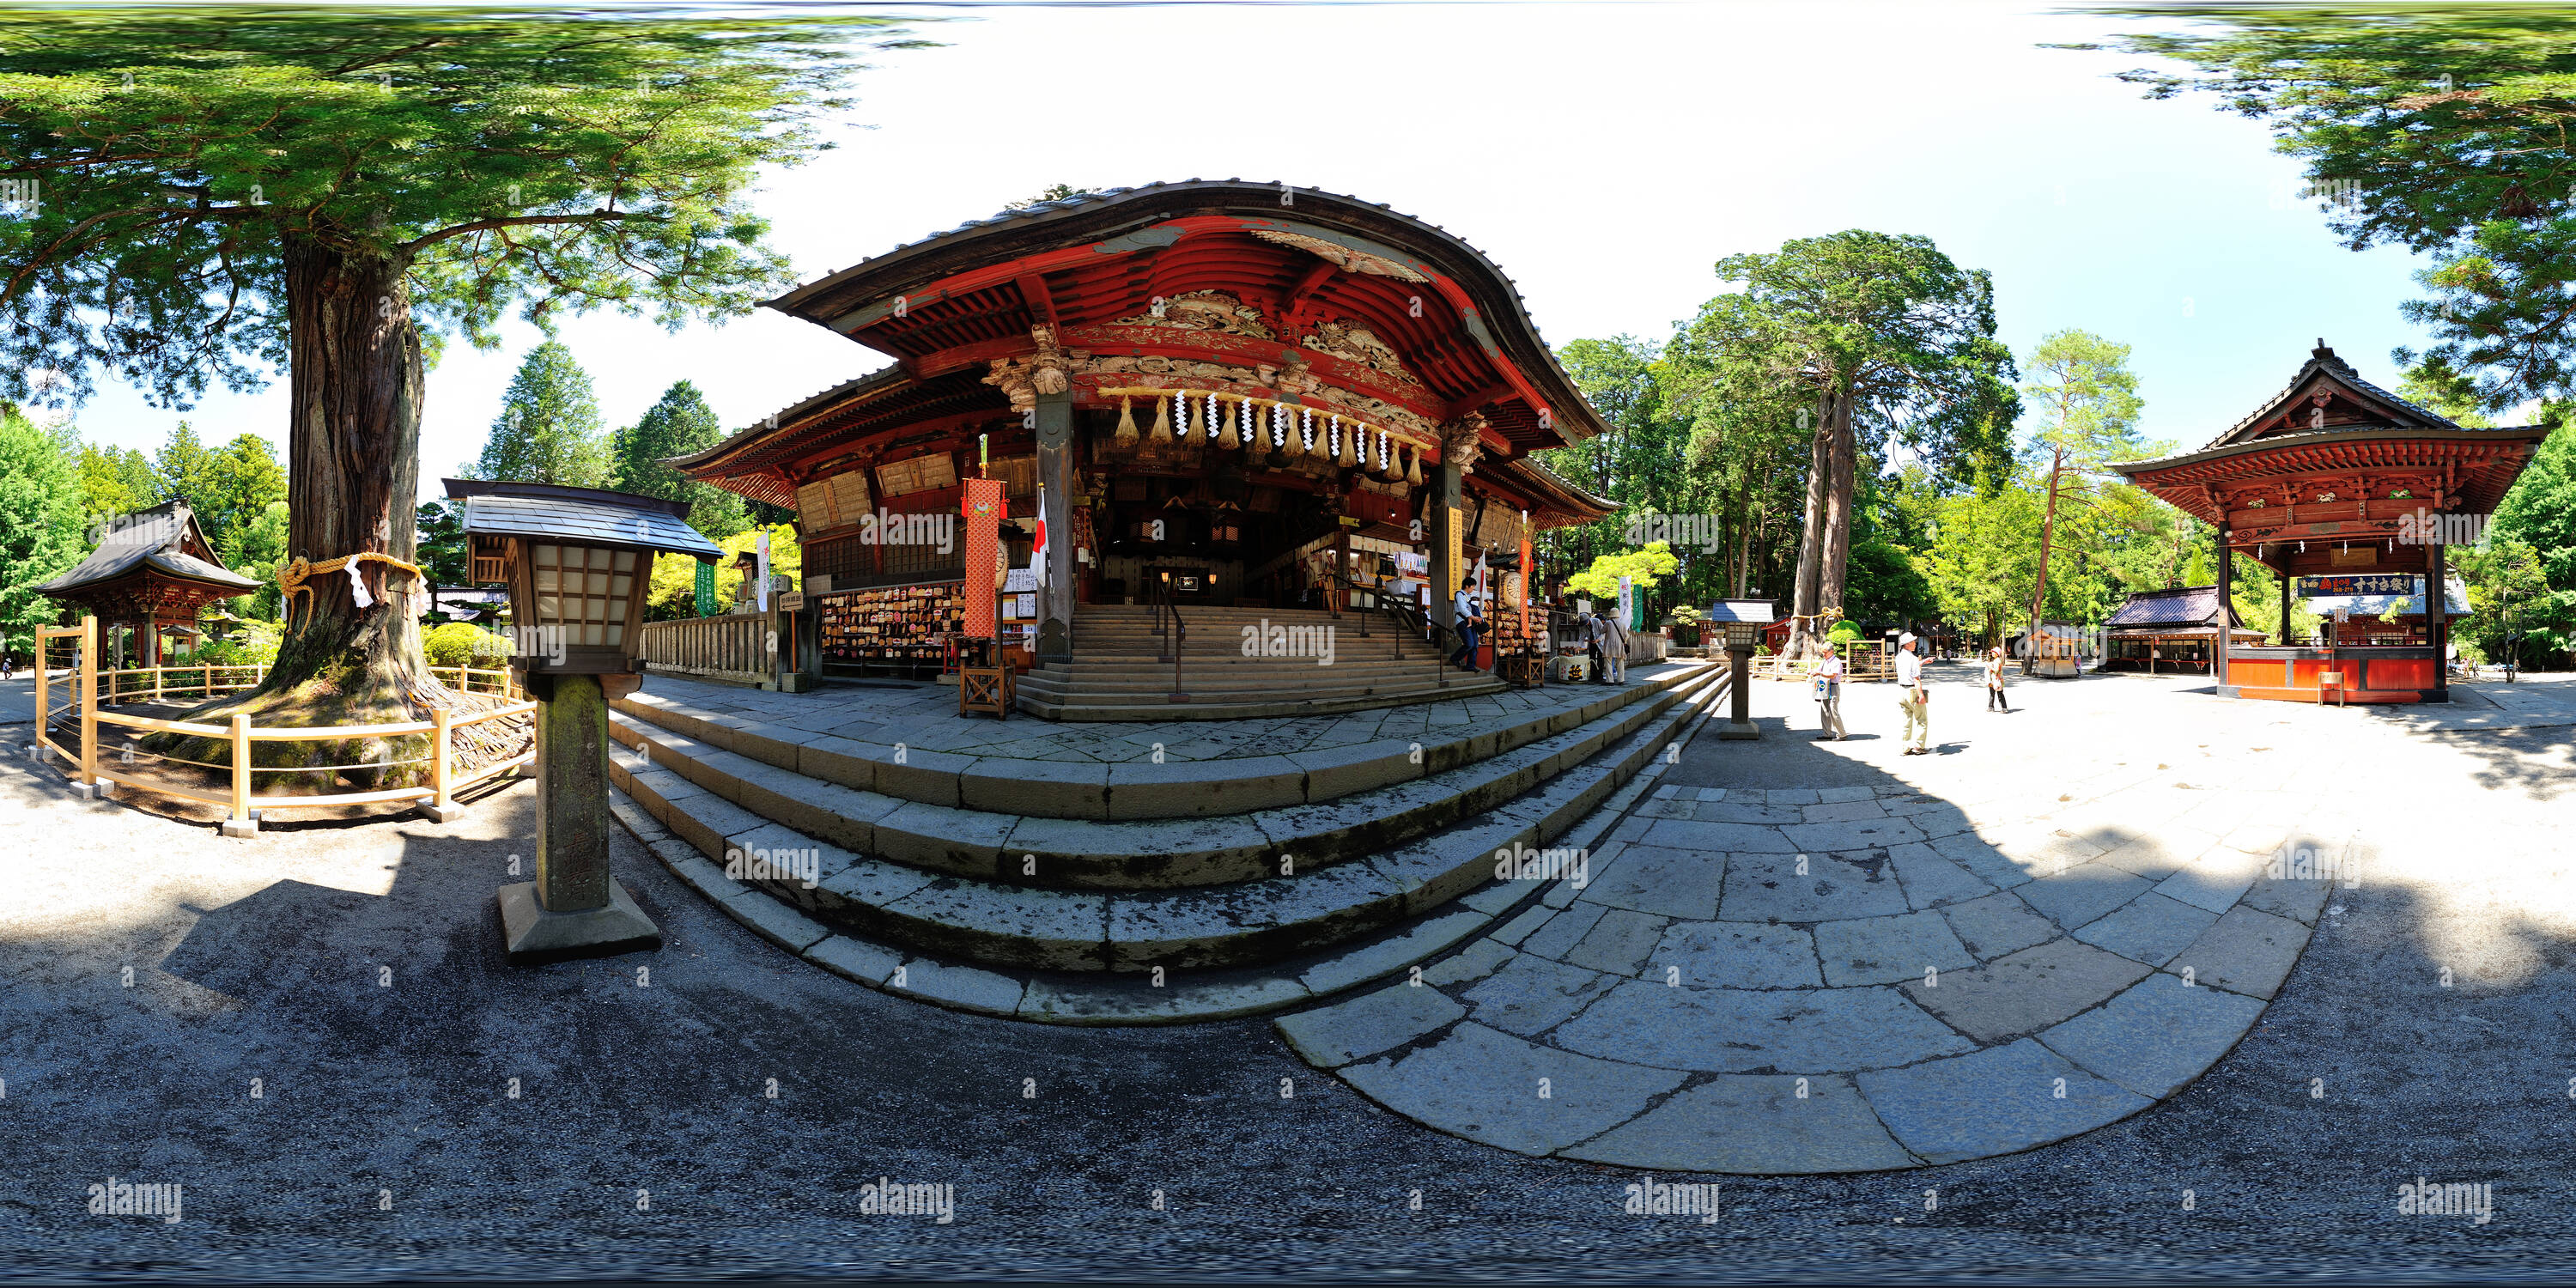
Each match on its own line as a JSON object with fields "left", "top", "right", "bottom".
{"left": 1814, "top": 647, "right": 1845, "bottom": 740}
{"left": 1984, "top": 645, "right": 2009, "bottom": 712}
{"left": 1895, "top": 632, "right": 1929, "bottom": 755}
{"left": 1597, "top": 609, "right": 1630, "bottom": 684}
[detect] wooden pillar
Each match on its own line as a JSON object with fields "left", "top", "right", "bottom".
{"left": 2428, "top": 538, "right": 2448, "bottom": 700}
{"left": 1431, "top": 458, "right": 1462, "bottom": 635}
{"left": 2278, "top": 566, "right": 2293, "bottom": 647}
{"left": 2213, "top": 523, "right": 2233, "bottom": 693}
{"left": 1036, "top": 389, "right": 1074, "bottom": 663}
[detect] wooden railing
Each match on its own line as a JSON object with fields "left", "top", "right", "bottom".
{"left": 636, "top": 611, "right": 770, "bottom": 687}
{"left": 31, "top": 617, "right": 534, "bottom": 836}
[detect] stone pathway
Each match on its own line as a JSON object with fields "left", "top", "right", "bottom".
{"left": 1277, "top": 663, "right": 2384, "bottom": 1173}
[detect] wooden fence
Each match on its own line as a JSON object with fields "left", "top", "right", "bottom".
{"left": 636, "top": 611, "right": 770, "bottom": 687}
{"left": 30, "top": 617, "right": 533, "bottom": 836}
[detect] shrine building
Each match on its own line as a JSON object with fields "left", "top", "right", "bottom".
{"left": 2111, "top": 342, "right": 2549, "bottom": 703}
{"left": 34, "top": 501, "right": 259, "bottom": 669}
{"left": 669, "top": 181, "right": 1615, "bottom": 718}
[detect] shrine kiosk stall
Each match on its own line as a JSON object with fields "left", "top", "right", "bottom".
{"left": 2111, "top": 341, "right": 2547, "bottom": 703}
{"left": 2100, "top": 586, "right": 2269, "bottom": 675}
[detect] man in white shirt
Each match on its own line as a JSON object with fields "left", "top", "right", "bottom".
{"left": 1814, "top": 648, "right": 1846, "bottom": 740}
{"left": 1449, "top": 586, "right": 1484, "bottom": 671}
{"left": 1894, "top": 631, "right": 1929, "bottom": 754}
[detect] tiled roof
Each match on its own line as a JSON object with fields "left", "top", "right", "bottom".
{"left": 457, "top": 490, "right": 720, "bottom": 560}
{"left": 2206, "top": 342, "right": 2458, "bottom": 450}
{"left": 2106, "top": 586, "right": 2222, "bottom": 628}
{"left": 33, "top": 501, "right": 258, "bottom": 594}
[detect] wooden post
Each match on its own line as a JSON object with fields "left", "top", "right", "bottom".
{"left": 76, "top": 617, "right": 98, "bottom": 791}
{"left": 204, "top": 662, "right": 214, "bottom": 700}
{"left": 1035, "top": 388, "right": 1075, "bottom": 664}
{"left": 422, "top": 706, "right": 458, "bottom": 823}
{"left": 2428, "top": 538, "right": 2448, "bottom": 700}
{"left": 2213, "top": 524, "right": 2233, "bottom": 694}
{"left": 222, "top": 712, "right": 256, "bottom": 836}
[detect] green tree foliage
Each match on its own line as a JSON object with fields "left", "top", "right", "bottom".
{"left": 1685, "top": 231, "right": 2018, "bottom": 655}
{"left": 148, "top": 422, "right": 285, "bottom": 546}
{"left": 470, "top": 342, "right": 610, "bottom": 487}
{"left": 2479, "top": 408, "right": 2576, "bottom": 665}
{"left": 1562, "top": 542, "right": 1680, "bottom": 601}
{"left": 0, "top": 6, "right": 914, "bottom": 736}
{"left": 611, "top": 379, "right": 750, "bottom": 538}
{"left": 2019, "top": 329, "right": 2150, "bottom": 640}
{"left": 0, "top": 404, "right": 85, "bottom": 657}
{"left": 1539, "top": 337, "right": 1708, "bottom": 613}
{"left": 413, "top": 499, "right": 470, "bottom": 593}
{"left": 76, "top": 442, "right": 157, "bottom": 524}
{"left": 217, "top": 498, "right": 289, "bottom": 620}
{"left": 2093, "top": 8, "right": 2576, "bottom": 410}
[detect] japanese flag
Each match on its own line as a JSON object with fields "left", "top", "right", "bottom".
{"left": 1031, "top": 484, "right": 1050, "bottom": 590}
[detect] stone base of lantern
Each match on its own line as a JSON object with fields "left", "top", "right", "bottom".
{"left": 498, "top": 879, "right": 660, "bottom": 959}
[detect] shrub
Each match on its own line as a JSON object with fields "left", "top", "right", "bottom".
{"left": 423, "top": 621, "right": 508, "bottom": 669}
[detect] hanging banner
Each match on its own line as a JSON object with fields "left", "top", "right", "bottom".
{"left": 963, "top": 477, "right": 1004, "bottom": 639}
{"left": 2295, "top": 574, "right": 2418, "bottom": 598}
{"left": 754, "top": 531, "right": 772, "bottom": 613}
{"left": 1444, "top": 505, "right": 1463, "bottom": 599}
{"left": 694, "top": 559, "right": 717, "bottom": 618}
{"left": 1519, "top": 529, "right": 1533, "bottom": 645}
{"left": 1618, "top": 575, "right": 1635, "bottom": 629}
{"left": 1031, "top": 483, "right": 1052, "bottom": 591}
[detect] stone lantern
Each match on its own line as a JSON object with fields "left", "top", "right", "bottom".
{"left": 1705, "top": 598, "right": 1775, "bottom": 741}
{"left": 446, "top": 479, "right": 721, "bottom": 958}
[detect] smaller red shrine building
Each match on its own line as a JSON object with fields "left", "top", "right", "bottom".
{"left": 34, "top": 501, "right": 259, "bottom": 668}
{"left": 2111, "top": 342, "right": 2549, "bottom": 703}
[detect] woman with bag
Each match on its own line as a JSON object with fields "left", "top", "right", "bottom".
{"left": 1984, "top": 645, "right": 2009, "bottom": 713}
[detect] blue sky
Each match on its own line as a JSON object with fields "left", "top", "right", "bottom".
{"left": 58, "top": 0, "right": 2443, "bottom": 497}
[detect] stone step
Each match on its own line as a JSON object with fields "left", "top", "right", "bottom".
{"left": 608, "top": 665, "right": 1721, "bottom": 890}
{"left": 606, "top": 701, "right": 1690, "bottom": 1024}
{"left": 615, "top": 661, "right": 1709, "bottom": 819}
{"left": 606, "top": 665, "right": 1728, "bottom": 979}
{"left": 1015, "top": 677, "right": 1516, "bottom": 721}
{"left": 1015, "top": 671, "right": 1478, "bottom": 699}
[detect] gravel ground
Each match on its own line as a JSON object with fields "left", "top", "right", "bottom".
{"left": 3, "top": 670, "right": 2574, "bottom": 1283}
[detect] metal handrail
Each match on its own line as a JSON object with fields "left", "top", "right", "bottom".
{"left": 1315, "top": 568, "right": 1475, "bottom": 690}
{"left": 1150, "top": 572, "right": 1189, "bottom": 702}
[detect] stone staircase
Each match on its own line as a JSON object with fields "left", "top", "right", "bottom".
{"left": 603, "top": 659, "right": 1731, "bottom": 1022}
{"left": 1017, "top": 604, "right": 1505, "bottom": 720}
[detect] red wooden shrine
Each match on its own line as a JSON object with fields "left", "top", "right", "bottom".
{"left": 2111, "top": 342, "right": 2549, "bottom": 704}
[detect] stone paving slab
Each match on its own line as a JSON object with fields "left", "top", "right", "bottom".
{"left": 1559, "top": 1074, "right": 1920, "bottom": 1174}
{"left": 1265, "top": 666, "right": 2361, "bottom": 1172}
{"left": 2070, "top": 891, "right": 2219, "bottom": 968}
{"left": 1901, "top": 938, "right": 2155, "bottom": 1043}
{"left": 1813, "top": 909, "right": 1976, "bottom": 987}
{"left": 1549, "top": 980, "right": 1976, "bottom": 1073}
{"left": 2038, "top": 971, "right": 2268, "bottom": 1098}
{"left": 1339, "top": 1022, "right": 1687, "bottom": 1155}
{"left": 2168, "top": 904, "right": 2312, "bottom": 1000}
{"left": 1857, "top": 1038, "right": 2153, "bottom": 1165}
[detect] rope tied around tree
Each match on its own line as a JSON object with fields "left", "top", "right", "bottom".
{"left": 278, "top": 552, "right": 425, "bottom": 634}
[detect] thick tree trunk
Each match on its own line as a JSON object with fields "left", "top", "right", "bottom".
{"left": 1814, "top": 386, "right": 1856, "bottom": 653}
{"left": 161, "top": 234, "right": 479, "bottom": 790}
{"left": 1787, "top": 393, "right": 1832, "bottom": 657}
{"left": 2025, "top": 444, "right": 2065, "bottom": 675}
